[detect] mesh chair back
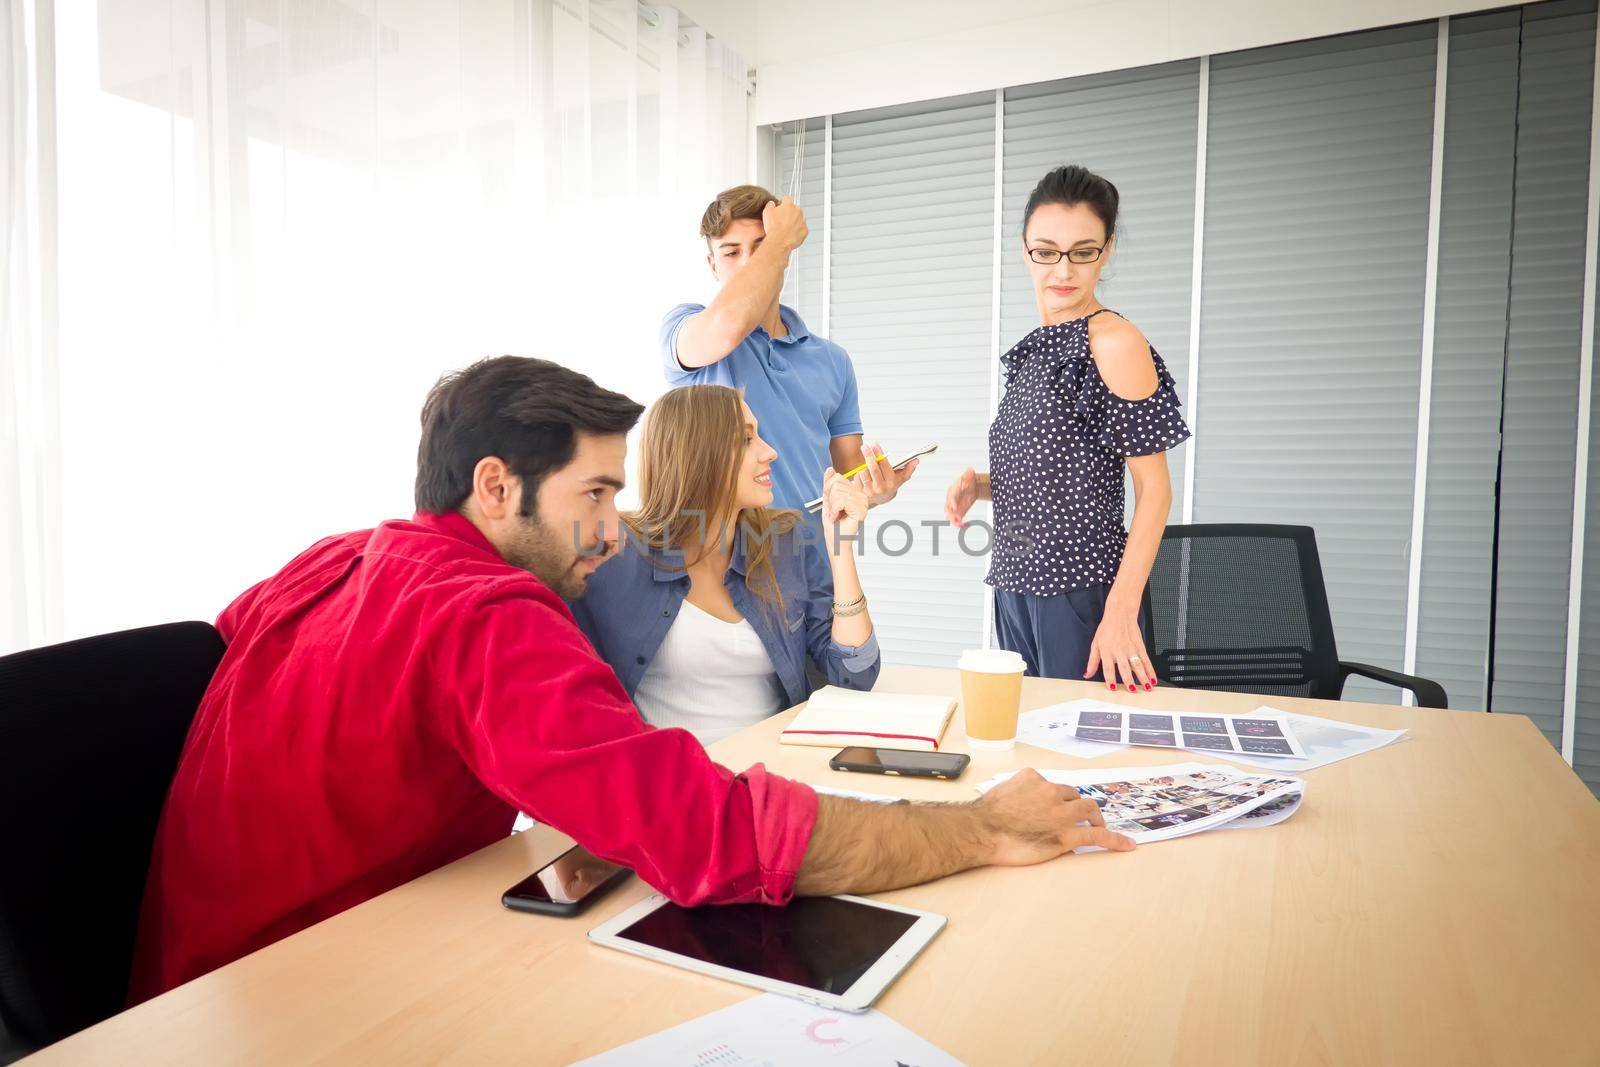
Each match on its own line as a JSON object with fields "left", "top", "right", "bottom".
{"left": 1147, "top": 525, "right": 1341, "bottom": 699}
{"left": 0, "top": 622, "right": 223, "bottom": 1057}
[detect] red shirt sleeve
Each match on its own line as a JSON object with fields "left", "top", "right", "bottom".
{"left": 216, "top": 580, "right": 265, "bottom": 643}
{"left": 435, "top": 580, "right": 819, "bottom": 906}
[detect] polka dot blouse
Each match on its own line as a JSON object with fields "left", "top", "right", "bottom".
{"left": 986, "top": 309, "right": 1191, "bottom": 597}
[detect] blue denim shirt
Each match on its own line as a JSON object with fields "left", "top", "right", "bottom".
{"left": 567, "top": 523, "right": 880, "bottom": 709}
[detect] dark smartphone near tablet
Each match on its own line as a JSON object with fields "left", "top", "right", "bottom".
{"left": 829, "top": 746, "right": 970, "bottom": 780}
{"left": 501, "top": 844, "right": 632, "bottom": 917}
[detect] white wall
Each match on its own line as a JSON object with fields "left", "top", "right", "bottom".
{"left": 749, "top": 0, "right": 1546, "bottom": 124}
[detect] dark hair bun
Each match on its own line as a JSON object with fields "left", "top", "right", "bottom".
{"left": 1023, "top": 165, "right": 1119, "bottom": 239}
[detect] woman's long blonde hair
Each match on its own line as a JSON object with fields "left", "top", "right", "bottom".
{"left": 624, "top": 385, "right": 799, "bottom": 609}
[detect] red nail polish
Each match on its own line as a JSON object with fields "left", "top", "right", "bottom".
{"left": 1127, "top": 684, "right": 1136, "bottom": 692}
{"left": 1107, "top": 683, "right": 1114, "bottom": 691}
{"left": 1144, "top": 682, "right": 1153, "bottom": 691}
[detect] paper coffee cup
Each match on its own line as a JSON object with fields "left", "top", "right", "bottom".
{"left": 959, "top": 648, "right": 1026, "bottom": 751}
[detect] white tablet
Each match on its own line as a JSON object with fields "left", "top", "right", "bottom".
{"left": 588, "top": 893, "right": 946, "bottom": 1013}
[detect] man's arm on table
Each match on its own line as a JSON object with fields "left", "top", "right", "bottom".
{"left": 795, "top": 771, "right": 1134, "bottom": 896}
{"left": 673, "top": 197, "right": 807, "bottom": 369}
{"left": 445, "top": 585, "right": 1130, "bottom": 906}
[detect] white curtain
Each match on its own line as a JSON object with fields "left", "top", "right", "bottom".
{"left": 6, "top": 0, "right": 749, "bottom": 651}
{"left": 1, "top": 0, "right": 62, "bottom": 655}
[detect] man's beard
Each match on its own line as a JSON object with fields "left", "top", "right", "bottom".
{"left": 502, "top": 513, "right": 597, "bottom": 600}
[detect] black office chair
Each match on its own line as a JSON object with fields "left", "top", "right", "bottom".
{"left": 1147, "top": 524, "right": 1447, "bottom": 708}
{"left": 0, "top": 622, "right": 224, "bottom": 1062}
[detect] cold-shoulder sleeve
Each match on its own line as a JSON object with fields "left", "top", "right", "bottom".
{"left": 1069, "top": 348, "right": 1192, "bottom": 458}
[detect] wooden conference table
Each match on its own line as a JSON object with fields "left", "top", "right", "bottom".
{"left": 26, "top": 667, "right": 1600, "bottom": 1065}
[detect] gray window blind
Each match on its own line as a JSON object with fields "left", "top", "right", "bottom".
{"left": 999, "top": 61, "right": 1201, "bottom": 505}
{"left": 1415, "top": 10, "right": 1522, "bottom": 712}
{"left": 762, "top": 3, "right": 1600, "bottom": 761}
{"left": 1521, "top": 0, "right": 1600, "bottom": 786}
{"left": 829, "top": 93, "right": 996, "bottom": 667}
{"left": 1492, "top": 0, "right": 1596, "bottom": 748}
{"left": 775, "top": 117, "right": 825, "bottom": 328}
{"left": 1584, "top": 289, "right": 1600, "bottom": 792}
{"left": 1193, "top": 25, "right": 1437, "bottom": 703}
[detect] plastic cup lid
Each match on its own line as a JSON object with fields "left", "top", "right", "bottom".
{"left": 958, "top": 648, "right": 1026, "bottom": 674}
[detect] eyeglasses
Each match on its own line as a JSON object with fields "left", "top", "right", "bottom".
{"left": 1027, "top": 246, "right": 1105, "bottom": 265}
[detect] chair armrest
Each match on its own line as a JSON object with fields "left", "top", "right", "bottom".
{"left": 1337, "top": 661, "right": 1449, "bottom": 709}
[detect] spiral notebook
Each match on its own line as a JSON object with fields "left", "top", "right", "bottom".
{"left": 779, "top": 686, "right": 958, "bottom": 752}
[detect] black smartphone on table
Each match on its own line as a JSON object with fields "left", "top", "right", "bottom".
{"left": 829, "top": 746, "right": 971, "bottom": 780}
{"left": 501, "top": 844, "right": 633, "bottom": 917}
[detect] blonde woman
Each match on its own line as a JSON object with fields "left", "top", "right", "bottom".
{"left": 568, "top": 384, "right": 879, "bottom": 744}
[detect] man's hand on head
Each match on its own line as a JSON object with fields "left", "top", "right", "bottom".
{"left": 761, "top": 196, "right": 809, "bottom": 255}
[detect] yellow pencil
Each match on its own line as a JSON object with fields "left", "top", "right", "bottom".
{"left": 836, "top": 452, "right": 891, "bottom": 480}
{"left": 836, "top": 443, "right": 938, "bottom": 480}
{"left": 800, "top": 441, "right": 934, "bottom": 508}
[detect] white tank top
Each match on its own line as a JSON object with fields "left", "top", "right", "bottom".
{"left": 633, "top": 599, "right": 787, "bottom": 745}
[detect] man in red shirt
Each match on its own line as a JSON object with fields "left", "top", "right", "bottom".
{"left": 129, "top": 356, "right": 1133, "bottom": 1002}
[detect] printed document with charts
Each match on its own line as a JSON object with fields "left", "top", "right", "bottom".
{"left": 976, "top": 762, "right": 1305, "bottom": 845}
{"left": 1016, "top": 700, "right": 1310, "bottom": 758}
{"left": 1020, "top": 700, "right": 1408, "bottom": 771}
{"left": 780, "top": 686, "right": 957, "bottom": 752}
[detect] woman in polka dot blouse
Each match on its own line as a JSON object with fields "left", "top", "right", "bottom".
{"left": 945, "top": 165, "right": 1190, "bottom": 693}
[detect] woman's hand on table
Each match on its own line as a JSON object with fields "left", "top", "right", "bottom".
{"left": 1086, "top": 598, "right": 1155, "bottom": 693}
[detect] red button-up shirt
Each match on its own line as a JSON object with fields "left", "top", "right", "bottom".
{"left": 128, "top": 511, "right": 819, "bottom": 1002}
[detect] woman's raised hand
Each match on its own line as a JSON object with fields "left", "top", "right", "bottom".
{"left": 821, "top": 466, "right": 870, "bottom": 548}
{"left": 857, "top": 442, "right": 915, "bottom": 507}
{"left": 945, "top": 467, "right": 980, "bottom": 527}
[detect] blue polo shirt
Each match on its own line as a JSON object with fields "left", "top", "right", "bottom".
{"left": 660, "top": 303, "right": 863, "bottom": 511}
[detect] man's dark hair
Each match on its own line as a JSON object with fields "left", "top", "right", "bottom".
{"left": 415, "top": 356, "right": 644, "bottom": 517}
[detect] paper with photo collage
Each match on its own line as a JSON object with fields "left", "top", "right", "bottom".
{"left": 975, "top": 762, "right": 1305, "bottom": 846}
{"left": 1062, "top": 701, "right": 1308, "bottom": 759}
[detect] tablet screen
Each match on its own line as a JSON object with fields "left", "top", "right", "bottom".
{"left": 614, "top": 897, "right": 919, "bottom": 995}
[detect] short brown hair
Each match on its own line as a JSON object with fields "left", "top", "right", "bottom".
{"left": 699, "top": 184, "right": 777, "bottom": 243}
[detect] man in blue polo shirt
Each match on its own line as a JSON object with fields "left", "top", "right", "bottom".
{"left": 659, "top": 185, "right": 917, "bottom": 512}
